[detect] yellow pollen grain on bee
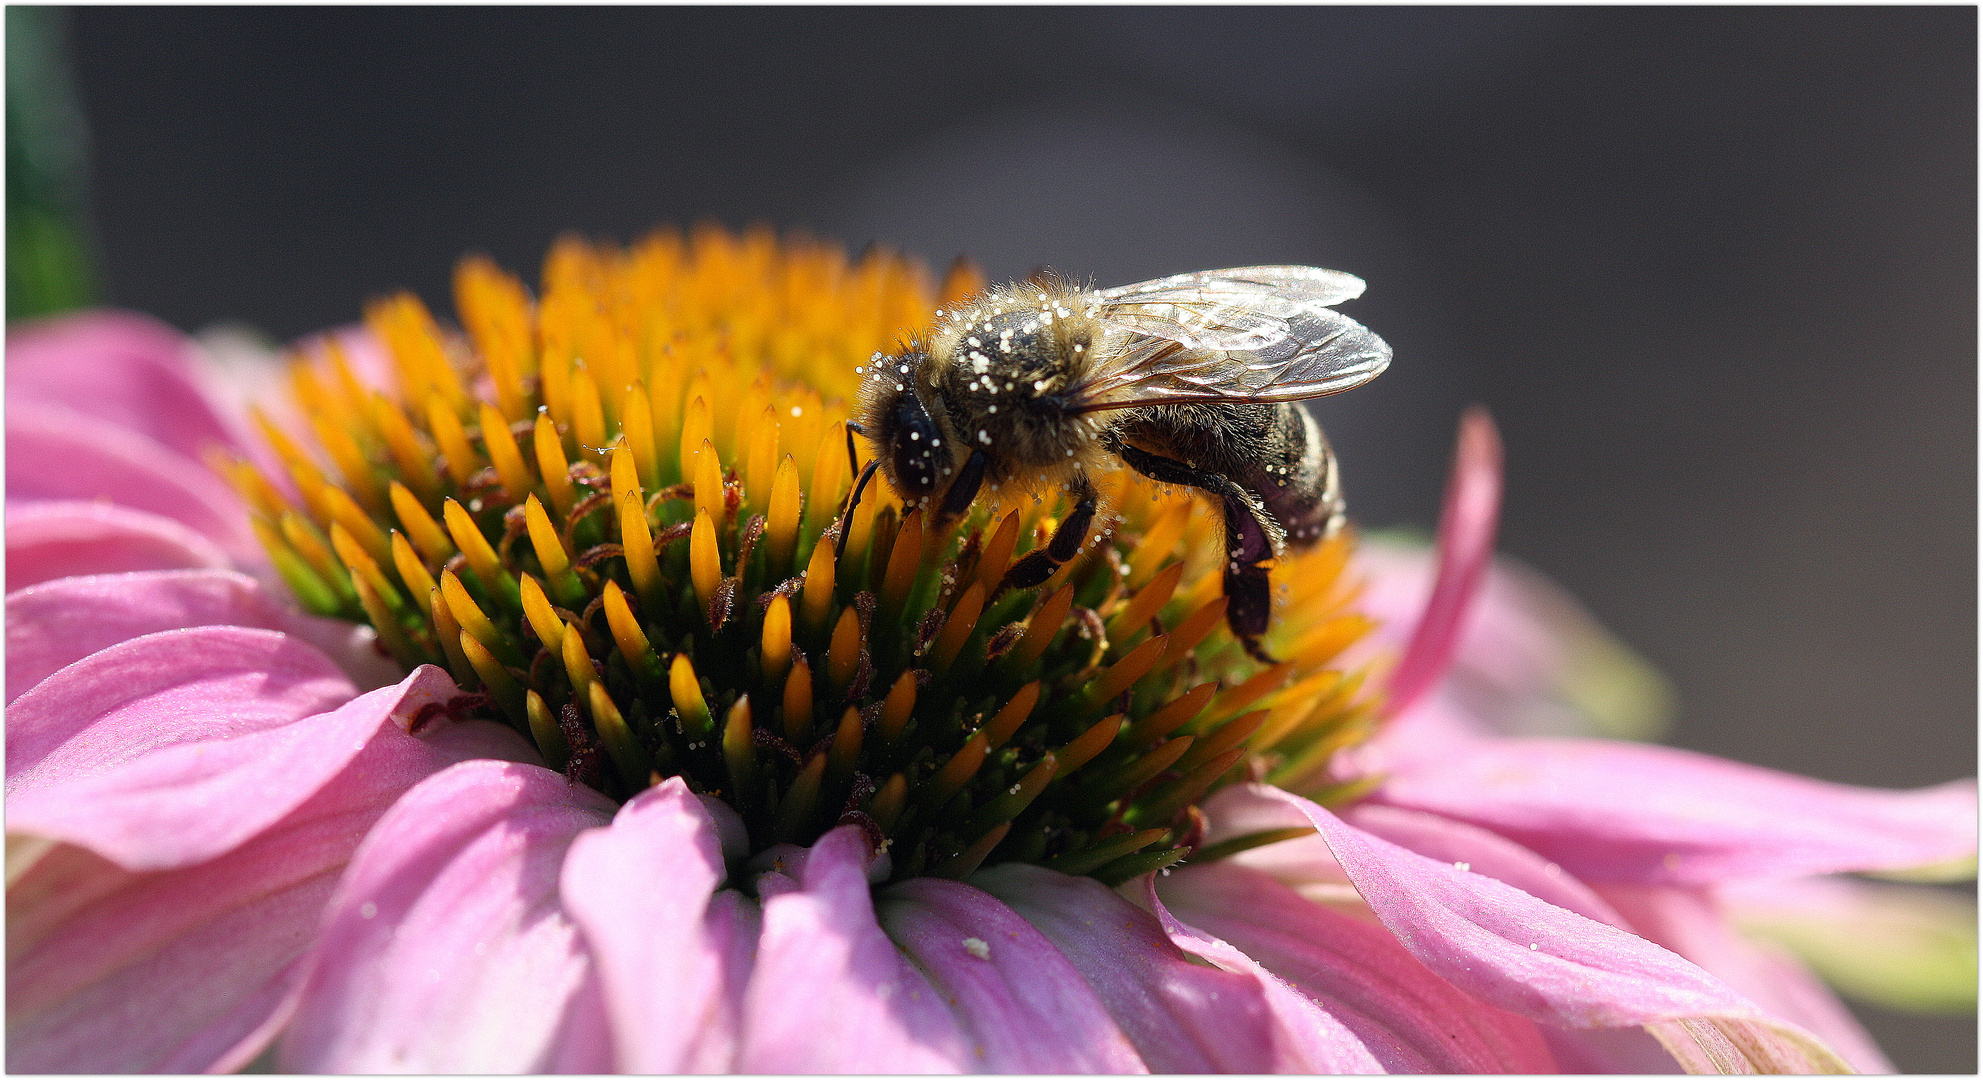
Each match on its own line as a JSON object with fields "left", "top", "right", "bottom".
{"left": 519, "top": 573, "right": 567, "bottom": 653}
{"left": 389, "top": 531, "right": 439, "bottom": 607}
{"left": 690, "top": 508, "right": 723, "bottom": 613}
{"left": 388, "top": 481, "right": 455, "bottom": 566}
{"left": 478, "top": 402, "right": 537, "bottom": 501}
{"left": 425, "top": 394, "right": 480, "bottom": 487}
{"left": 760, "top": 594, "right": 794, "bottom": 685}
{"left": 532, "top": 413, "right": 578, "bottom": 519}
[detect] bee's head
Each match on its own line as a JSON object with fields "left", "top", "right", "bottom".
{"left": 857, "top": 348, "right": 963, "bottom": 508}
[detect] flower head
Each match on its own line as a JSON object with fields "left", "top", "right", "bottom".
{"left": 220, "top": 227, "right": 1381, "bottom": 882}
{"left": 8, "top": 226, "right": 1973, "bottom": 1073}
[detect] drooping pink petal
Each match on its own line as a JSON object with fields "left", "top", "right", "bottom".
{"left": 6, "top": 500, "right": 231, "bottom": 591}
{"left": 738, "top": 825, "right": 972, "bottom": 1072}
{"left": 1243, "top": 785, "right": 1856, "bottom": 1070}
{"left": 1344, "top": 802, "right": 1631, "bottom": 929}
{"left": 1386, "top": 405, "right": 1503, "bottom": 718}
{"left": 975, "top": 862, "right": 1334, "bottom": 1073}
{"left": 7, "top": 636, "right": 480, "bottom": 872}
{"left": 7, "top": 715, "right": 528, "bottom": 1073}
{"left": 6, "top": 569, "right": 291, "bottom": 701}
{"left": 1371, "top": 735, "right": 1980, "bottom": 884}
{"left": 1134, "top": 873, "right": 1397, "bottom": 1073}
{"left": 279, "top": 759, "right": 618, "bottom": 1073}
{"left": 8, "top": 401, "right": 254, "bottom": 557}
{"left": 1598, "top": 883, "right": 1894, "bottom": 1073}
{"left": 1158, "top": 861, "right": 1557, "bottom": 1072}
{"left": 7, "top": 309, "right": 242, "bottom": 464}
{"left": 1247, "top": 784, "right": 1746, "bottom": 1024}
{"left": 877, "top": 876, "right": 1148, "bottom": 1072}
{"left": 560, "top": 778, "right": 751, "bottom": 1072}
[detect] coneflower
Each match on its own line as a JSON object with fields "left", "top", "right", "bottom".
{"left": 222, "top": 225, "right": 1380, "bottom": 885}
{"left": 11, "top": 229, "right": 1968, "bottom": 1074}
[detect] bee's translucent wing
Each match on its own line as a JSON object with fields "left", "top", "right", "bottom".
{"left": 1074, "top": 266, "right": 1390, "bottom": 412}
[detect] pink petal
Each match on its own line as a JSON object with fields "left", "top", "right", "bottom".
{"left": 738, "top": 826, "right": 972, "bottom": 1072}
{"left": 1158, "top": 861, "right": 1557, "bottom": 1072}
{"left": 7, "top": 309, "right": 242, "bottom": 464}
{"left": 1135, "top": 873, "right": 1395, "bottom": 1072}
{"left": 7, "top": 630, "right": 463, "bottom": 871}
{"left": 1386, "top": 405, "right": 1503, "bottom": 718}
{"left": 1372, "top": 736, "right": 1980, "bottom": 883}
{"left": 975, "top": 862, "right": 1330, "bottom": 1073}
{"left": 4, "top": 566, "right": 402, "bottom": 699}
{"left": 279, "top": 759, "right": 618, "bottom": 1073}
{"left": 6, "top": 569, "right": 290, "bottom": 702}
{"left": 878, "top": 876, "right": 1148, "bottom": 1072}
{"left": 7, "top": 716, "right": 525, "bottom": 1073}
{"left": 8, "top": 401, "right": 254, "bottom": 557}
{"left": 6, "top": 500, "right": 231, "bottom": 591}
{"left": 1598, "top": 883, "right": 1894, "bottom": 1073}
{"left": 560, "top": 778, "right": 751, "bottom": 1072}
{"left": 1245, "top": 784, "right": 1778, "bottom": 1029}
{"left": 1344, "top": 802, "right": 1631, "bottom": 930}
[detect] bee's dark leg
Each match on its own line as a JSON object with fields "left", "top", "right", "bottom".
{"left": 1109, "top": 440, "right": 1280, "bottom": 661}
{"left": 937, "top": 449, "right": 989, "bottom": 521}
{"left": 998, "top": 473, "right": 1097, "bottom": 592}
{"left": 833, "top": 459, "right": 883, "bottom": 564}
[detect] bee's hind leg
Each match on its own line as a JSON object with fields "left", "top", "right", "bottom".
{"left": 1108, "top": 440, "right": 1280, "bottom": 662}
{"left": 997, "top": 473, "right": 1098, "bottom": 593}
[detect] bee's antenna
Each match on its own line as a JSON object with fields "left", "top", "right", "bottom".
{"left": 835, "top": 459, "right": 882, "bottom": 565}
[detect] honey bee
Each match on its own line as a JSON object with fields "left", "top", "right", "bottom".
{"left": 855, "top": 265, "right": 1391, "bottom": 659}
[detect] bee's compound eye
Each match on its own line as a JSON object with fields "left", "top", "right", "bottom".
{"left": 887, "top": 391, "right": 944, "bottom": 502}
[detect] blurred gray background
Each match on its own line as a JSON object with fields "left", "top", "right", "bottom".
{"left": 51, "top": 8, "right": 1973, "bottom": 1067}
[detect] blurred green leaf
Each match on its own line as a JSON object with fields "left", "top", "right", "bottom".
{"left": 8, "top": 6, "right": 97, "bottom": 320}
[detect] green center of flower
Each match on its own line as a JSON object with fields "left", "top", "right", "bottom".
{"left": 226, "top": 228, "right": 1382, "bottom": 883}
